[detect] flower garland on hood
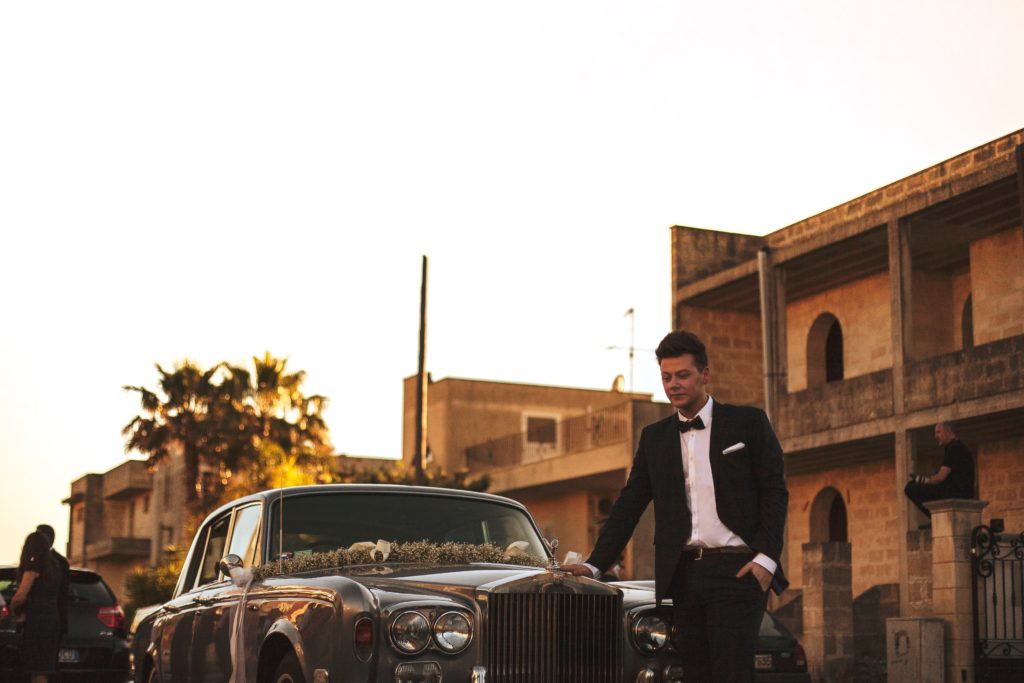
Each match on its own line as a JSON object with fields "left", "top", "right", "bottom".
{"left": 253, "top": 540, "right": 546, "bottom": 580}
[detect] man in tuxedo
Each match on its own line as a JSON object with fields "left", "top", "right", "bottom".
{"left": 564, "top": 330, "right": 788, "bottom": 681}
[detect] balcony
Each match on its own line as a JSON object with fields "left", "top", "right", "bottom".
{"left": 466, "top": 403, "right": 631, "bottom": 470}
{"left": 905, "top": 335, "right": 1024, "bottom": 413}
{"left": 103, "top": 460, "right": 152, "bottom": 500}
{"left": 86, "top": 537, "right": 151, "bottom": 561}
{"left": 776, "top": 368, "right": 894, "bottom": 438}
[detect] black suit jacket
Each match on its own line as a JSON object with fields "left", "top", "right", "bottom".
{"left": 587, "top": 400, "right": 789, "bottom": 600}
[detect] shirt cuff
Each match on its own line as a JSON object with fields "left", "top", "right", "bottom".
{"left": 752, "top": 553, "right": 777, "bottom": 576}
{"left": 582, "top": 562, "right": 602, "bottom": 579}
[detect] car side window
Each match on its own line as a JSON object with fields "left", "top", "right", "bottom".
{"left": 196, "top": 514, "right": 231, "bottom": 587}
{"left": 225, "top": 504, "right": 262, "bottom": 568}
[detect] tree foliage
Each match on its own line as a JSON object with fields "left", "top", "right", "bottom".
{"left": 331, "top": 458, "right": 490, "bottom": 492}
{"left": 122, "top": 353, "right": 333, "bottom": 516}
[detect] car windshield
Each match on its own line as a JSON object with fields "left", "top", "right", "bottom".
{"left": 266, "top": 492, "right": 549, "bottom": 563}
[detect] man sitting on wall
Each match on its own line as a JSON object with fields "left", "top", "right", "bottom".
{"left": 904, "top": 421, "right": 975, "bottom": 528}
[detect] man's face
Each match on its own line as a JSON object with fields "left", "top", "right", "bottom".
{"left": 660, "top": 354, "right": 709, "bottom": 416}
{"left": 934, "top": 423, "right": 953, "bottom": 446}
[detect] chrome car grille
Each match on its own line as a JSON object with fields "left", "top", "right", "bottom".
{"left": 486, "top": 592, "right": 623, "bottom": 682}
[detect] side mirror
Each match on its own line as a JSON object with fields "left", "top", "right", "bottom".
{"left": 218, "top": 554, "right": 243, "bottom": 577}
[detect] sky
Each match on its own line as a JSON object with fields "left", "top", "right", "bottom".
{"left": 2, "top": 1, "right": 1023, "bottom": 565}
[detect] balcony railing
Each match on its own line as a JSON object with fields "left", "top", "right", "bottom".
{"left": 103, "top": 460, "right": 152, "bottom": 500}
{"left": 776, "top": 368, "right": 894, "bottom": 438}
{"left": 466, "top": 403, "right": 631, "bottom": 469}
{"left": 905, "top": 335, "right": 1024, "bottom": 412}
{"left": 86, "top": 537, "right": 151, "bottom": 561}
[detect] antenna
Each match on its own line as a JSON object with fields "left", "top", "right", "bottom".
{"left": 607, "top": 308, "right": 652, "bottom": 393}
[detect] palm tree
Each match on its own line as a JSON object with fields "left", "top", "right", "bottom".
{"left": 123, "top": 353, "right": 333, "bottom": 514}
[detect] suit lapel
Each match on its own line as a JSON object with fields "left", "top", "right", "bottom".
{"left": 665, "top": 413, "right": 685, "bottom": 486}
{"left": 709, "top": 401, "right": 729, "bottom": 468}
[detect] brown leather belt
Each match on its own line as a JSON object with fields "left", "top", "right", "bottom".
{"left": 680, "top": 546, "right": 753, "bottom": 561}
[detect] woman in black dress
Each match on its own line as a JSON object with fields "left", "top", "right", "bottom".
{"left": 10, "top": 530, "right": 60, "bottom": 683}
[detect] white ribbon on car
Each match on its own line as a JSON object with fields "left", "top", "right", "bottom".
{"left": 349, "top": 540, "right": 392, "bottom": 562}
{"left": 504, "top": 541, "right": 531, "bottom": 559}
{"left": 227, "top": 565, "right": 255, "bottom": 683}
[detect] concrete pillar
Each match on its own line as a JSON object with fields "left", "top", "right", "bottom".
{"left": 802, "top": 542, "right": 855, "bottom": 682}
{"left": 904, "top": 529, "right": 933, "bottom": 617}
{"left": 925, "top": 498, "right": 988, "bottom": 683}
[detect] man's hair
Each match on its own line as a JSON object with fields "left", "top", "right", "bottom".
{"left": 655, "top": 331, "right": 708, "bottom": 370}
{"left": 36, "top": 524, "right": 56, "bottom": 547}
{"left": 937, "top": 420, "right": 957, "bottom": 436}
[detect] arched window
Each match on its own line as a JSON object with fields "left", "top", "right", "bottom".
{"left": 825, "top": 319, "right": 844, "bottom": 382}
{"left": 961, "top": 294, "right": 974, "bottom": 350}
{"left": 810, "top": 487, "right": 848, "bottom": 543}
{"left": 807, "top": 313, "right": 844, "bottom": 387}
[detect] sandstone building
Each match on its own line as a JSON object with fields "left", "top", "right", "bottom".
{"left": 401, "top": 375, "right": 673, "bottom": 578}
{"left": 671, "top": 129, "right": 1023, "bottom": 679}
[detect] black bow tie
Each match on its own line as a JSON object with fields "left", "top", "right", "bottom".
{"left": 678, "top": 416, "right": 705, "bottom": 433}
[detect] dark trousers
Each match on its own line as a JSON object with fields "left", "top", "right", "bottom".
{"left": 670, "top": 553, "right": 768, "bottom": 682}
{"left": 904, "top": 481, "right": 957, "bottom": 518}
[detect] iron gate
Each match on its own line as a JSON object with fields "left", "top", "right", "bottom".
{"left": 971, "top": 525, "right": 1024, "bottom": 683}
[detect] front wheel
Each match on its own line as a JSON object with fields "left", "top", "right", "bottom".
{"left": 272, "top": 652, "right": 305, "bottom": 683}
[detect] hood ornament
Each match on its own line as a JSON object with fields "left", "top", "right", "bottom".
{"left": 545, "top": 538, "right": 560, "bottom": 571}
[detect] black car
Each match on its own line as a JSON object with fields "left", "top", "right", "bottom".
{"left": 612, "top": 580, "right": 810, "bottom": 682}
{"left": 0, "top": 565, "right": 131, "bottom": 682}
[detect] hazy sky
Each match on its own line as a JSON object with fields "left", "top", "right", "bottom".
{"left": 2, "top": 1, "right": 1023, "bottom": 565}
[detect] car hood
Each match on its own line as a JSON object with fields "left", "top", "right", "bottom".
{"left": 287, "top": 562, "right": 655, "bottom": 608}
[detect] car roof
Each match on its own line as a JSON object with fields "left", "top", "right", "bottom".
{"left": 201, "top": 483, "right": 531, "bottom": 521}
{"left": 1, "top": 564, "right": 104, "bottom": 580}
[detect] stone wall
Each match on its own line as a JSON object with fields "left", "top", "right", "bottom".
{"left": 674, "top": 304, "right": 764, "bottom": 406}
{"left": 971, "top": 225, "right": 1024, "bottom": 345}
{"left": 776, "top": 369, "right": 893, "bottom": 437}
{"left": 904, "top": 335, "right": 1024, "bottom": 413}
{"left": 978, "top": 434, "right": 1024, "bottom": 530}
{"left": 670, "top": 227, "right": 764, "bottom": 287}
{"left": 786, "top": 271, "right": 892, "bottom": 393}
{"left": 785, "top": 458, "right": 900, "bottom": 598}
{"left": 910, "top": 269, "right": 956, "bottom": 360}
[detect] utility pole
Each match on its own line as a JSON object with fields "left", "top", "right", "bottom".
{"left": 414, "top": 255, "right": 429, "bottom": 486}
{"left": 625, "top": 307, "right": 635, "bottom": 392}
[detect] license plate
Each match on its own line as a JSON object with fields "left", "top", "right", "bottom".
{"left": 58, "top": 648, "right": 80, "bottom": 664}
{"left": 754, "top": 653, "right": 773, "bottom": 670}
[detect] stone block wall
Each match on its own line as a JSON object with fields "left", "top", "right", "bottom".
{"left": 786, "top": 271, "right": 892, "bottom": 393}
{"left": 852, "top": 583, "right": 900, "bottom": 683}
{"left": 904, "top": 335, "right": 1024, "bottom": 412}
{"left": 910, "top": 269, "right": 956, "bottom": 360}
{"left": 904, "top": 530, "right": 933, "bottom": 616}
{"left": 971, "top": 225, "right": 1024, "bottom": 345}
{"left": 776, "top": 368, "right": 893, "bottom": 437}
{"left": 784, "top": 458, "right": 900, "bottom": 598}
{"left": 670, "top": 227, "right": 764, "bottom": 287}
{"left": 802, "top": 542, "right": 855, "bottom": 681}
{"left": 978, "top": 434, "right": 1024, "bottom": 530}
{"left": 674, "top": 304, "right": 764, "bottom": 407}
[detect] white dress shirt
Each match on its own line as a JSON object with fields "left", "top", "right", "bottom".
{"left": 585, "top": 395, "right": 776, "bottom": 579}
{"left": 680, "top": 396, "right": 776, "bottom": 576}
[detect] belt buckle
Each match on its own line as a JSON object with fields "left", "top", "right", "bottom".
{"left": 694, "top": 547, "right": 703, "bottom": 561}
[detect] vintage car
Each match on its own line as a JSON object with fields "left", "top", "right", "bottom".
{"left": 131, "top": 484, "right": 685, "bottom": 682}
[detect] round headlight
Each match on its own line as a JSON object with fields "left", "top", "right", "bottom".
{"left": 633, "top": 614, "right": 669, "bottom": 652}
{"left": 433, "top": 611, "right": 473, "bottom": 653}
{"left": 391, "top": 611, "right": 431, "bottom": 654}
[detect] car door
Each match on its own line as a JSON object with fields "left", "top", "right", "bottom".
{"left": 157, "top": 513, "right": 230, "bottom": 682}
{"left": 192, "top": 503, "right": 262, "bottom": 683}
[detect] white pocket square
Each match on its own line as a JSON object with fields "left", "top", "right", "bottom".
{"left": 722, "top": 442, "right": 746, "bottom": 455}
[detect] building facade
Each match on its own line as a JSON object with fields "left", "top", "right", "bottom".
{"left": 672, "top": 129, "right": 1024, "bottom": 678}
{"left": 401, "top": 375, "right": 673, "bottom": 579}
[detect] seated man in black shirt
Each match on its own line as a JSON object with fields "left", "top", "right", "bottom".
{"left": 904, "top": 421, "right": 975, "bottom": 525}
